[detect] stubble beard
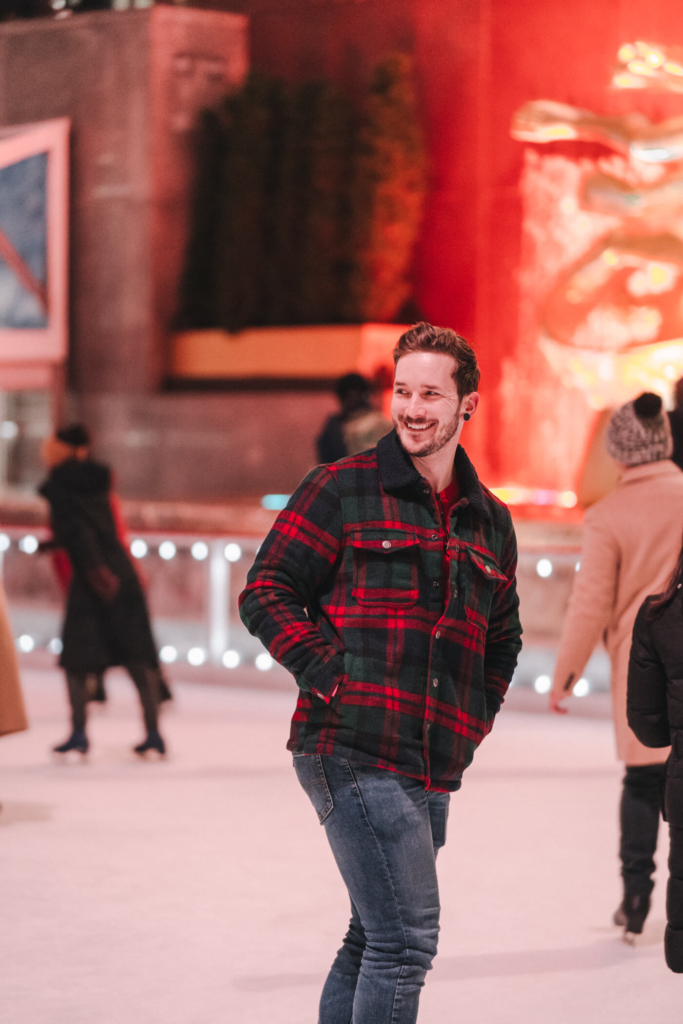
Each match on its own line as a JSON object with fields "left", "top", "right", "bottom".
{"left": 398, "top": 405, "right": 461, "bottom": 458}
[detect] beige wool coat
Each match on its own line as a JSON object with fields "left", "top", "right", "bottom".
{"left": 0, "top": 579, "right": 27, "bottom": 738}
{"left": 551, "top": 460, "right": 683, "bottom": 765}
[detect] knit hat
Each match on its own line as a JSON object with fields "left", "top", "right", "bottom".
{"left": 604, "top": 393, "right": 672, "bottom": 467}
{"left": 56, "top": 423, "right": 90, "bottom": 448}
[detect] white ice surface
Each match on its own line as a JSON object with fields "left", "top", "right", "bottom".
{"left": 0, "top": 669, "right": 680, "bottom": 1024}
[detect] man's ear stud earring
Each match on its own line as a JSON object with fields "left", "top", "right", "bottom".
{"left": 463, "top": 412, "right": 471, "bottom": 421}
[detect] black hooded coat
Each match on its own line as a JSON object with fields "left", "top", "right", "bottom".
{"left": 627, "top": 591, "right": 683, "bottom": 972}
{"left": 39, "top": 459, "right": 158, "bottom": 673}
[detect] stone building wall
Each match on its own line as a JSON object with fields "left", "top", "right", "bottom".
{"left": 0, "top": 9, "right": 340, "bottom": 499}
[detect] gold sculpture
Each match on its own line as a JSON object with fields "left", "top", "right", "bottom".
{"left": 511, "top": 41, "right": 683, "bottom": 407}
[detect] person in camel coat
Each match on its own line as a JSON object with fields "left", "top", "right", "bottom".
{"left": 549, "top": 393, "right": 683, "bottom": 939}
{"left": 0, "top": 577, "right": 28, "bottom": 747}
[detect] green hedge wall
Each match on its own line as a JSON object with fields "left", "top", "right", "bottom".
{"left": 179, "top": 55, "right": 426, "bottom": 332}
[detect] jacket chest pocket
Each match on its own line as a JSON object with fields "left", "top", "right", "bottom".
{"left": 351, "top": 531, "right": 419, "bottom": 607}
{"left": 462, "top": 548, "right": 507, "bottom": 633}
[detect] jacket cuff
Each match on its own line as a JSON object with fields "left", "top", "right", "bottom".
{"left": 301, "top": 653, "right": 347, "bottom": 702}
{"left": 312, "top": 680, "right": 342, "bottom": 704}
{"left": 313, "top": 671, "right": 348, "bottom": 703}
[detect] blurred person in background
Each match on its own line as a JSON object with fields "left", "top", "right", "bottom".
{"left": 38, "top": 424, "right": 166, "bottom": 758}
{"left": 40, "top": 473, "right": 172, "bottom": 708}
{"left": 0, "top": 574, "right": 28, "bottom": 809}
{"left": 45, "top": 539, "right": 108, "bottom": 705}
{"left": 549, "top": 393, "right": 683, "bottom": 940}
{"left": 316, "top": 372, "right": 391, "bottom": 463}
{"left": 669, "top": 377, "right": 683, "bottom": 471}
{"left": 628, "top": 534, "right": 683, "bottom": 973}
{"left": 240, "top": 323, "right": 522, "bottom": 1024}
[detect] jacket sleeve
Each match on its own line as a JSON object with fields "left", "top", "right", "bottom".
{"left": 551, "top": 504, "right": 618, "bottom": 701}
{"left": 627, "top": 601, "right": 670, "bottom": 748}
{"left": 484, "top": 512, "right": 523, "bottom": 721}
{"left": 238, "top": 465, "right": 346, "bottom": 699}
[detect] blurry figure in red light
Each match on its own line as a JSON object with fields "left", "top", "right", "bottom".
{"left": 316, "top": 372, "right": 391, "bottom": 464}
{"left": 511, "top": 41, "right": 683, "bottom": 406}
{"left": 39, "top": 424, "right": 167, "bottom": 759}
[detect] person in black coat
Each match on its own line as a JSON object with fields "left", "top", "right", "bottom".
{"left": 627, "top": 538, "right": 683, "bottom": 972}
{"left": 316, "top": 373, "right": 391, "bottom": 464}
{"left": 39, "top": 424, "right": 166, "bottom": 757}
{"left": 669, "top": 377, "right": 683, "bottom": 472}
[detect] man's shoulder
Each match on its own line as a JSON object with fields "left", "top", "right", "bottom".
{"left": 323, "top": 446, "right": 381, "bottom": 480}
{"left": 291, "top": 448, "right": 381, "bottom": 506}
{"left": 479, "top": 481, "right": 512, "bottom": 515}
{"left": 478, "top": 481, "right": 514, "bottom": 535}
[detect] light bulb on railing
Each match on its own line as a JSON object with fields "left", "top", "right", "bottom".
{"left": 534, "top": 675, "right": 551, "bottom": 694}
{"left": 187, "top": 647, "right": 206, "bottom": 666}
{"left": 536, "top": 558, "right": 553, "bottom": 578}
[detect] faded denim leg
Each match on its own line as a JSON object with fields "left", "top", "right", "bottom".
{"left": 293, "top": 753, "right": 450, "bottom": 1024}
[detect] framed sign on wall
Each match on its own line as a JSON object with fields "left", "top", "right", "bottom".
{"left": 0, "top": 117, "right": 69, "bottom": 391}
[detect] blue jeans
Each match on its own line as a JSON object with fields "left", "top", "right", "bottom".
{"left": 293, "top": 753, "right": 450, "bottom": 1024}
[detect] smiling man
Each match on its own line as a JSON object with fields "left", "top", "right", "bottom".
{"left": 239, "top": 322, "right": 522, "bottom": 1024}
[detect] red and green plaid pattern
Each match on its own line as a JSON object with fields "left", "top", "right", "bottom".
{"left": 239, "top": 430, "right": 522, "bottom": 791}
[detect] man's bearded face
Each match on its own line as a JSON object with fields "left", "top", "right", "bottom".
{"left": 391, "top": 352, "right": 463, "bottom": 457}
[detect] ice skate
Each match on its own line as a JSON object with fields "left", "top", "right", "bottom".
{"left": 613, "top": 894, "right": 651, "bottom": 943}
{"left": 52, "top": 730, "right": 89, "bottom": 760}
{"left": 133, "top": 730, "right": 166, "bottom": 758}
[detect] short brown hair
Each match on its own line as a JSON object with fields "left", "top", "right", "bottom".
{"left": 393, "top": 322, "right": 480, "bottom": 397}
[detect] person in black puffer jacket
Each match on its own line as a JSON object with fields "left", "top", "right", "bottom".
{"left": 628, "top": 537, "right": 683, "bottom": 972}
{"left": 39, "top": 424, "right": 166, "bottom": 758}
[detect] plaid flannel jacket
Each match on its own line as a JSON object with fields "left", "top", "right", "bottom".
{"left": 239, "top": 430, "right": 522, "bottom": 791}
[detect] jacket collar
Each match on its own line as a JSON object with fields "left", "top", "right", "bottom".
{"left": 619, "top": 459, "right": 682, "bottom": 486}
{"left": 377, "top": 429, "right": 490, "bottom": 521}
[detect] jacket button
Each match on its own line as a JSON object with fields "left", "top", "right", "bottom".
{"left": 382, "top": 540, "right": 391, "bottom": 549}
{"left": 485, "top": 565, "right": 492, "bottom": 574}
{"left": 432, "top": 677, "right": 438, "bottom": 687}
{"left": 432, "top": 580, "right": 440, "bottom": 588}
{"left": 431, "top": 533, "right": 438, "bottom": 540}
{"left": 435, "top": 630, "right": 441, "bottom": 639}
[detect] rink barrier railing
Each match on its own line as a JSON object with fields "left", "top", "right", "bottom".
{"left": 0, "top": 525, "right": 595, "bottom": 691}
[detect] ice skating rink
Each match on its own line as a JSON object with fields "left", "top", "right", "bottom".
{"left": 1, "top": 670, "right": 680, "bottom": 1024}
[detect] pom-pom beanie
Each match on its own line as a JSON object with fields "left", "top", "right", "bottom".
{"left": 604, "top": 393, "right": 672, "bottom": 467}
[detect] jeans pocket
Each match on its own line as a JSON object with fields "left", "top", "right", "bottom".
{"left": 293, "top": 753, "right": 334, "bottom": 824}
{"left": 428, "top": 792, "right": 451, "bottom": 852}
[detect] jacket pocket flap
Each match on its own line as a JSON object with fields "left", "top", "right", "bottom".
{"left": 350, "top": 532, "right": 419, "bottom": 552}
{"left": 467, "top": 548, "right": 507, "bottom": 583}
